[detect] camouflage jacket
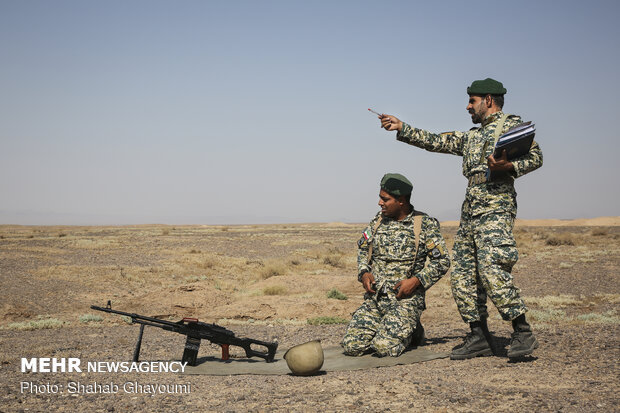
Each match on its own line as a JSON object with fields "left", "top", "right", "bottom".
{"left": 357, "top": 210, "right": 450, "bottom": 299}
{"left": 396, "top": 111, "right": 543, "bottom": 216}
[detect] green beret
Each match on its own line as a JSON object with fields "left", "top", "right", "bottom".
{"left": 467, "top": 78, "right": 507, "bottom": 95}
{"left": 380, "top": 173, "right": 412, "bottom": 196}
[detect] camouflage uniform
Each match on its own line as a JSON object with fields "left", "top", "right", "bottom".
{"left": 342, "top": 210, "right": 450, "bottom": 357}
{"left": 396, "top": 111, "right": 543, "bottom": 323}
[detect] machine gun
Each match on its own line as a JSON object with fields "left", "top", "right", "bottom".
{"left": 91, "top": 301, "right": 278, "bottom": 365}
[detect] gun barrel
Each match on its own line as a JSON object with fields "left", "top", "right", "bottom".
{"left": 90, "top": 305, "right": 180, "bottom": 327}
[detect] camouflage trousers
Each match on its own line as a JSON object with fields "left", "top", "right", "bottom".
{"left": 341, "top": 292, "right": 423, "bottom": 357}
{"left": 451, "top": 211, "right": 526, "bottom": 323}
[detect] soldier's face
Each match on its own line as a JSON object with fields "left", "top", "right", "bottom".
{"left": 467, "top": 95, "right": 488, "bottom": 124}
{"left": 378, "top": 190, "right": 402, "bottom": 219}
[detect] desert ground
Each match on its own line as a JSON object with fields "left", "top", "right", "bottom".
{"left": 1, "top": 218, "right": 619, "bottom": 412}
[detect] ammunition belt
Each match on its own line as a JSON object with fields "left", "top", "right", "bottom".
{"left": 467, "top": 172, "right": 514, "bottom": 186}
{"left": 467, "top": 172, "right": 487, "bottom": 186}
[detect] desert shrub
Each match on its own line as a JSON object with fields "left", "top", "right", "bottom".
{"left": 199, "top": 257, "right": 217, "bottom": 269}
{"left": 545, "top": 233, "right": 575, "bottom": 246}
{"left": 263, "top": 285, "right": 287, "bottom": 296}
{"left": 326, "top": 289, "right": 348, "bottom": 300}
{"left": 259, "top": 263, "right": 287, "bottom": 279}
{"left": 593, "top": 293, "right": 620, "bottom": 304}
{"left": 79, "top": 314, "right": 103, "bottom": 323}
{"left": 528, "top": 294, "right": 582, "bottom": 308}
{"left": 532, "top": 231, "right": 549, "bottom": 241}
{"left": 576, "top": 311, "right": 619, "bottom": 324}
{"left": 323, "top": 255, "right": 344, "bottom": 268}
{"left": 4, "top": 318, "right": 67, "bottom": 331}
{"left": 307, "top": 316, "right": 349, "bottom": 325}
{"left": 528, "top": 309, "right": 570, "bottom": 323}
{"left": 590, "top": 228, "right": 608, "bottom": 236}
{"left": 308, "top": 246, "right": 349, "bottom": 269}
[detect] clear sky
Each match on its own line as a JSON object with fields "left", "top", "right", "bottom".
{"left": 1, "top": 0, "right": 619, "bottom": 225}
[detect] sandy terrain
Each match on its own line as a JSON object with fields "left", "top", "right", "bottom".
{"left": 0, "top": 219, "right": 618, "bottom": 412}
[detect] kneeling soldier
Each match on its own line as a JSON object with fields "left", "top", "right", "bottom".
{"left": 342, "top": 173, "right": 450, "bottom": 357}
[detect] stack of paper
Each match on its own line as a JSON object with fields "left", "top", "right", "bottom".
{"left": 493, "top": 121, "right": 536, "bottom": 160}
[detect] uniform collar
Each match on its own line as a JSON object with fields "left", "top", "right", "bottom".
{"left": 400, "top": 208, "right": 417, "bottom": 223}
{"left": 381, "top": 206, "right": 416, "bottom": 223}
{"left": 481, "top": 110, "right": 504, "bottom": 128}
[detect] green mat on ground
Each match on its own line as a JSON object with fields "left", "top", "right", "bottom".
{"left": 182, "top": 346, "right": 449, "bottom": 376}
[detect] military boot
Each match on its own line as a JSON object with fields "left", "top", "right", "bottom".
{"left": 450, "top": 321, "right": 492, "bottom": 360}
{"left": 410, "top": 320, "right": 425, "bottom": 348}
{"left": 507, "top": 314, "right": 539, "bottom": 358}
{"left": 452, "top": 317, "right": 492, "bottom": 349}
{"left": 479, "top": 317, "right": 495, "bottom": 352}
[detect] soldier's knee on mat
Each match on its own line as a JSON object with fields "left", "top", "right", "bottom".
{"left": 374, "top": 346, "right": 405, "bottom": 357}
{"left": 341, "top": 337, "right": 370, "bottom": 356}
{"left": 372, "top": 340, "right": 406, "bottom": 357}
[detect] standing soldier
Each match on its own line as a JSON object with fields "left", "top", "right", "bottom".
{"left": 378, "top": 78, "right": 543, "bottom": 359}
{"left": 342, "top": 173, "right": 450, "bottom": 357}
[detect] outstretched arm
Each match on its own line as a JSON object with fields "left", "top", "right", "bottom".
{"left": 378, "top": 114, "right": 465, "bottom": 156}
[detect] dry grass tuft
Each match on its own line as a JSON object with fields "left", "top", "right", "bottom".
{"left": 262, "top": 285, "right": 287, "bottom": 296}
{"left": 576, "top": 311, "right": 619, "bottom": 324}
{"left": 307, "top": 316, "right": 349, "bottom": 325}
{"left": 590, "top": 228, "right": 608, "bottom": 236}
{"left": 198, "top": 257, "right": 217, "bottom": 269}
{"left": 528, "top": 294, "right": 583, "bottom": 308}
{"left": 302, "top": 246, "right": 353, "bottom": 270}
{"left": 3, "top": 318, "right": 67, "bottom": 331}
{"left": 545, "top": 233, "right": 576, "bottom": 246}
{"left": 323, "top": 255, "right": 344, "bottom": 268}
{"left": 532, "top": 231, "right": 549, "bottom": 241}
{"left": 593, "top": 293, "right": 620, "bottom": 304}
{"left": 259, "top": 260, "right": 288, "bottom": 279}
{"left": 185, "top": 275, "right": 207, "bottom": 283}
{"left": 528, "top": 309, "right": 570, "bottom": 323}
{"left": 79, "top": 314, "right": 103, "bottom": 323}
